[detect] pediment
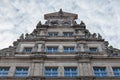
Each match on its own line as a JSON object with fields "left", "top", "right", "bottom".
{"left": 44, "top": 9, "right": 78, "bottom": 20}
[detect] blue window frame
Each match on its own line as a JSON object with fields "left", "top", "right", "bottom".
{"left": 89, "top": 47, "right": 98, "bottom": 53}
{"left": 93, "top": 67, "right": 107, "bottom": 77}
{"left": 14, "top": 67, "right": 29, "bottom": 77}
{"left": 113, "top": 67, "right": 120, "bottom": 77}
{"left": 64, "top": 67, "right": 77, "bottom": 77}
{"left": 63, "top": 32, "right": 73, "bottom": 36}
{"left": 64, "top": 47, "right": 74, "bottom": 53}
{"left": 44, "top": 67, "right": 58, "bottom": 77}
{"left": 0, "top": 67, "right": 9, "bottom": 77}
{"left": 23, "top": 47, "right": 32, "bottom": 53}
{"left": 48, "top": 32, "right": 58, "bottom": 36}
{"left": 46, "top": 47, "right": 58, "bottom": 53}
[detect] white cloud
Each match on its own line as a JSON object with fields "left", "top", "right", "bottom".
{"left": 0, "top": 0, "right": 120, "bottom": 49}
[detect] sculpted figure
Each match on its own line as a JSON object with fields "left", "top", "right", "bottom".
{"left": 19, "top": 33, "right": 24, "bottom": 39}
{"left": 85, "top": 30, "right": 91, "bottom": 38}
{"left": 36, "top": 21, "right": 42, "bottom": 28}
{"left": 92, "top": 33, "right": 97, "bottom": 39}
{"left": 108, "top": 46, "right": 114, "bottom": 54}
{"left": 80, "top": 21, "right": 85, "bottom": 26}
{"left": 25, "top": 33, "right": 29, "bottom": 39}
{"left": 98, "top": 33, "right": 102, "bottom": 39}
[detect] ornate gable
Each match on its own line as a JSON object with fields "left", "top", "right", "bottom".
{"left": 44, "top": 9, "right": 78, "bottom": 20}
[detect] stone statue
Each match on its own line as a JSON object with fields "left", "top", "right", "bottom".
{"left": 36, "top": 21, "right": 42, "bottom": 28}
{"left": 85, "top": 30, "right": 91, "bottom": 38}
{"left": 29, "top": 33, "right": 34, "bottom": 39}
{"left": 107, "top": 46, "right": 114, "bottom": 54}
{"left": 98, "top": 33, "right": 102, "bottom": 39}
{"left": 80, "top": 21, "right": 85, "bottom": 26}
{"left": 25, "top": 33, "right": 29, "bottom": 39}
{"left": 41, "top": 44, "right": 45, "bottom": 52}
{"left": 92, "top": 33, "right": 97, "bottom": 39}
{"left": 104, "top": 41, "right": 109, "bottom": 47}
{"left": 19, "top": 33, "right": 24, "bottom": 39}
{"left": 59, "top": 9, "right": 63, "bottom": 17}
{"left": 45, "top": 21, "right": 48, "bottom": 25}
{"left": 74, "top": 21, "right": 77, "bottom": 25}
{"left": 33, "top": 43, "right": 38, "bottom": 52}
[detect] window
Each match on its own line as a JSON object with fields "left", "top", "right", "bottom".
{"left": 93, "top": 67, "right": 107, "bottom": 77}
{"left": 64, "top": 47, "right": 74, "bottom": 53}
{"left": 63, "top": 32, "right": 73, "bottom": 36}
{"left": 89, "top": 47, "right": 98, "bottom": 53}
{"left": 23, "top": 47, "right": 32, "bottom": 53}
{"left": 0, "top": 67, "right": 9, "bottom": 77}
{"left": 14, "top": 67, "right": 29, "bottom": 77}
{"left": 44, "top": 67, "right": 58, "bottom": 77}
{"left": 48, "top": 32, "right": 58, "bottom": 36}
{"left": 113, "top": 67, "right": 120, "bottom": 77}
{"left": 64, "top": 67, "right": 77, "bottom": 77}
{"left": 62, "top": 21, "right": 71, "bottom": 26}
{"left": 50, "top": 21, "right": 58, "bottom": 25}
{"left": 46, "top": 47, "right": 58, "bottom": 53}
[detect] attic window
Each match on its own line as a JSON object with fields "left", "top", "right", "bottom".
{"left": 63, "top": 32, "right": 73, "bottom": 36}
{"left": 89, "top": 47, "right": 98, "bottom": 53}
{"left": 48, "top": 32, "right": 58, "bottom": 36}
{"left": 50, "top": 21, "right": 58, "bottom": 25}
{"left": 23, "top": 47, "right": 32, "bottom": 53}
{"left": 63, "top": 21, "right": 70, "bottom": 26}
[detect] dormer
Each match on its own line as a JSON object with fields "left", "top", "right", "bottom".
{"left": 44, "top": 9, "right": 78, "bottom": 26}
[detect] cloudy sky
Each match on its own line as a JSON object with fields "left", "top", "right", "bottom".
{"left": 0, "top": 0, "right": 120, "bottom": 49}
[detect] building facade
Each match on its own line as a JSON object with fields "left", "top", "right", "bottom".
{"left": 0, "top": 9, "right": 120, "bottom": 80}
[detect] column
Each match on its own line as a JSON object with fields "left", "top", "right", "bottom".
{"left": 32, "top": 60, "right": 44, "bottom": 76}
{"left": 9, "top": 66, "right": 15, "bottom": 76}
{"left": 59, "top": 45, "right": 63, "bottom": 52}
{"left": 107, "top": 66, "right": 113, "bottom": 76}
{"left": 59, "top": 66, "right": 64, "bottom": 77}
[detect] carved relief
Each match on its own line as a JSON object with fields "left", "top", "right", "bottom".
{"left": 0, "top": 46, "right": 15, "bottom": 57}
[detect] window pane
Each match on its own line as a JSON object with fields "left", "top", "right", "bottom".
{"left": 15, "top": 67, "right": 29, "bottom": 77}
{"left": 64, "top": 47, "right": 74, "bottom": 53}
{"left": 48, "top": 32, "right": 58, "bottom": 36}
{"left": 89, "top": 47, "right": 98, "bottom": 53}
{"left": 46, "top": 47, "right": 58, "bottom": 53}
{"left": 113, "top": 67, "right": 120, "bottom": 77}
{"left": 45, "top": 67, "right": 58, "bottom": 77}
{"left": 63, "top": 32, "right": 73, "bottom": 36}
{"left": 23, "top": 47, "right": 32, "bottom": 53}
{"left": 64, "top": 67, "right": 77, "bottom": 77}
{"left": 0, "top": 67, "right": 9, "bottom": 77}
{"left": 93, "top": 67, "right": 107, "bottom": 77}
